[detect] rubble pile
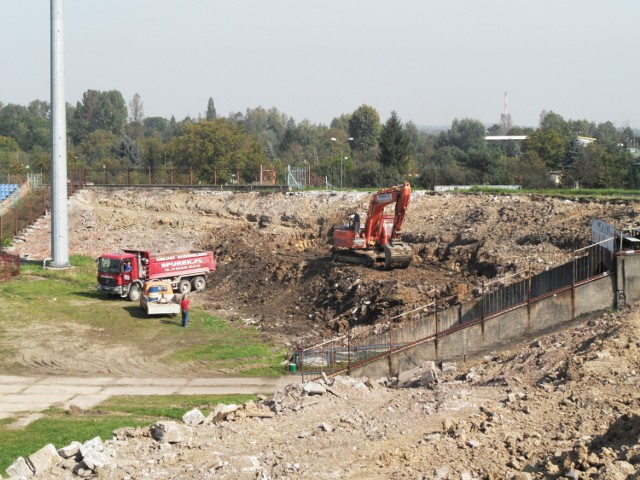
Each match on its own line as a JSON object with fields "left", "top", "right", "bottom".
{"left": 6, "top": 306, "right": 640, "bottom": 478}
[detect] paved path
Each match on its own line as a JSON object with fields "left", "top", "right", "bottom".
{"left": 0, "top": 375, "right": 295, "bottom": 425}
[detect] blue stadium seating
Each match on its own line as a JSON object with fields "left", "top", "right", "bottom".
{"left": 0, "top": 184, "right": 19, "bottom": 203}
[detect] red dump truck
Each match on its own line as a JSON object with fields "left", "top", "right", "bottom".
{"left": 97, "top": 249, "right": 215, "bottom": 301}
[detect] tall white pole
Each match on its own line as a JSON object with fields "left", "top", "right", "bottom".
{"left": 50, "top": 0, "right": 69, "bottom": 267}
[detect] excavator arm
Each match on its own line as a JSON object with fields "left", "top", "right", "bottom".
{"left": 390, "top": 182, "right": 411, "bottom": 242}
{"left": 362, "top": 182, "right": 411, "bottom": 247}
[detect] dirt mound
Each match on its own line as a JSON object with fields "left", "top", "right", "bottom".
{"left": 9, "top": 188, "right": 640, "bottom": 350}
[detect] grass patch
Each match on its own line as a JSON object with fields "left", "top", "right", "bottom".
{"left": 170, "top": 313, "right": 287, "bottom": 376}
{"left": 0, "top": 394, "right": 256, "bottom": 475}
{"left": 453, "top": 186, "right": 640, "bottom": 199}
{"left": 0, "top": 259, "right": 287, "bottom": 473}
{"left": 0, "top": 255, "right": 285, "bottom": 376}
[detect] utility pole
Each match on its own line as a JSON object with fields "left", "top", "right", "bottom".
{"left": 50, "top": 0, "right": 70, "bottom": 268}
{"left": 331, "top": 137, "right": 353, "bottom": 189}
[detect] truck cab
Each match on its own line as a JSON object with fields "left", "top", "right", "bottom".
{"left": 96, "top": 252, "right": 144, "bottom": 301}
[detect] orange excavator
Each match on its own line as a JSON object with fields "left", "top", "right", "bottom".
{"left": 331, "top": 182, "right": 413, "bottom": 269}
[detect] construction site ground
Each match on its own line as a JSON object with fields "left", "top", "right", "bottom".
{"left": 5, "top": 187, "right": 640, "bottom": 479}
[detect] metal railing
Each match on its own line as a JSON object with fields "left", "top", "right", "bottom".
{"left": 0, "top": 251, "right": 20, "bottom": 282}
{"left": 290, "top": 241, "right": 613, "bottom": 379}
{"left": 30, "top": 166, "right": 281, "bottom": 189}
{"left": 15, "top": 164, "right": 347, "bottom": 190}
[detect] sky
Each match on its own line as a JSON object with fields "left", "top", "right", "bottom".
{"left": 1, "top": 1, "right": 639, "bottom": 129}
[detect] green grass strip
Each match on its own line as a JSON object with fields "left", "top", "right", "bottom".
{"left": 0, "top": 394, "right": 256, "bottom": 475}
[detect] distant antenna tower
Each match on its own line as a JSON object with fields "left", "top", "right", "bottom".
{"left": 500, "top": 92, "right": 512, "bottom": 133}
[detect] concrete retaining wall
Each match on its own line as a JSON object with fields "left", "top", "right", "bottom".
{"left": 620, "top": 254, "right": 640, "bottom": 305}
{"left": 350, "top": 253, "right": 640, "bottom": 379}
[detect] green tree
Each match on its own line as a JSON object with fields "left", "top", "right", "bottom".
{"left": 594, "top": 121, "right": 618, "bottom": 145}
{"left": 29, "top": 145, "right": 50, "bottom": 173}
{"left": 140, "top": 137, "right": 166, "bottom": 171}
{"left": 353, "top": 160, "right": 383, "bottom": 188}
{"left": 436, "top": 118, "right": 486, "bottom": 151}
{"left": 539, "top": 111, "right": 571, "bottom": 136}
{"left": 114, "top": 136, "right": 141, "bottom": 166}
{"left": 568, "top": 119, "right": 595, "bottom": 138}
{"left": 523, "top": 128, "right": 570, "bottom": 170}
{"left": 168, "top": 119, "right": 267, "bottom": 183}
{"left": 507, "top": 151, "right": 552, "bottom": 189}
{"left": 0, "top": 135, "right": 19, "bottom": 152}
{"left": 464, "top": 147, "right": 502, "bottom": 183}
{"left": 143, "top": 117, "right": 170, "bottom": 141}
{"left": 0, "top": 135, "right": 20, "bottom": 172}
{"left": 27, "top": 100, "right": 50, "bottom": 118}
{"left": 71, "top": 89, "right": 127, "bottom": 142}
{"left": 430, "top": 145, "right": 470, "bottom": 185}
{"left": 378, "top": 111, "right": 409, "bottom": 179}
{"left": 76, "top": 130, "right": 119, "bottom": 168}
{"left": 564, "top": 141, "right": 630, "bottom": 189}
{"left": 404, "top": 121, "right": 420, "bottom": 157}
{"left": 348, "top": 104, "right": 381, "bottom": 153}
{"left": 0, "top": 103, "right": 49, "bottom": 152}
{"left": 330, "top": 113, "right": 351, "bottom": 132}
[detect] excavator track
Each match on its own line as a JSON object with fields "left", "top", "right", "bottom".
{"left": 384, "top": 242, "right": 413, "bottom": 269}
{"left": 331, "top": 249, "right": 377, "bottom": 267}
{"left": 331, "top": 244, "right": 413, "bottom": 270}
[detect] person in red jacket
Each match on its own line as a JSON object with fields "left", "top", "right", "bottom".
{"left": 180, "top": 294, "right": 191, "bottom": 327}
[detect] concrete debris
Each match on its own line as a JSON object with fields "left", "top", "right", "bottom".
{"left": 26, "top": 444, "right": 61, "bottom": 476}
{"left": 80, "top": 436, "right": 104, "bottom": 455}
{"left": 208, "top": 403, "right": 240, "bottom": 423}
{"left": 182, "top": 408, "right": 206, "bottom": 426}
{"left": 149, "top": 421, "right": 192, "bottom": 444}
{"left": 57, "top": 441, "right": 82, "bottom": 459}
{"left": 80, "top": 448, "right": 112, "bottom": 471}
{"left": 6, "top": 457, "right": 33, "bottom": 479}
{"left": 302, "top": 382, "right": 326, "bottom": 395}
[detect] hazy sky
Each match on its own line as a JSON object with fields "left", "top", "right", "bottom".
{"left": 1, "top": 1, "right": 639, "bottom": 129}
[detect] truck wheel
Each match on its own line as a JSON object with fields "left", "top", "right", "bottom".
{"left": 191, "top": 276, "right": 206, "bottom": 292}
{"left": 178, "top": 279, "right": 192, "bottom": 295}
{"left": 128, "top": 283, "right": 141, "bottom": 302}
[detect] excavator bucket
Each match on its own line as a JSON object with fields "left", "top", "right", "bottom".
{"left": 384, "top": 242, "right": 413, "bottom": 269}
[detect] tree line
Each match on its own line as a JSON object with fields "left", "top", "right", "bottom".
{"left": 0, "top": 90, "right": 638, "bottom": 188}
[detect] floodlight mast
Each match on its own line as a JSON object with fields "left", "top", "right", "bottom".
{"left": 50, "top": 0, "right": 69, "bottom": 268}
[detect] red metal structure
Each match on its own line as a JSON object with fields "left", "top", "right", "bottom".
{"left": 0, "top": 251, "right": 20, "bottom": 282}
{"left": 331, "top": 182, "right": 413, "bottom": 269}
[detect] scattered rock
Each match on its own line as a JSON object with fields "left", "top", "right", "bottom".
{"left": 182, "top": 408, "right": 206, "bottom": 426}
{"left": 149, "top": 421, "right": 192, "bottom": 444}
{"left": 27, "top": 444, "right": 61, "bottom": 476}
{"left": 6, "top": 457, "right": 34, "bottom": 478}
